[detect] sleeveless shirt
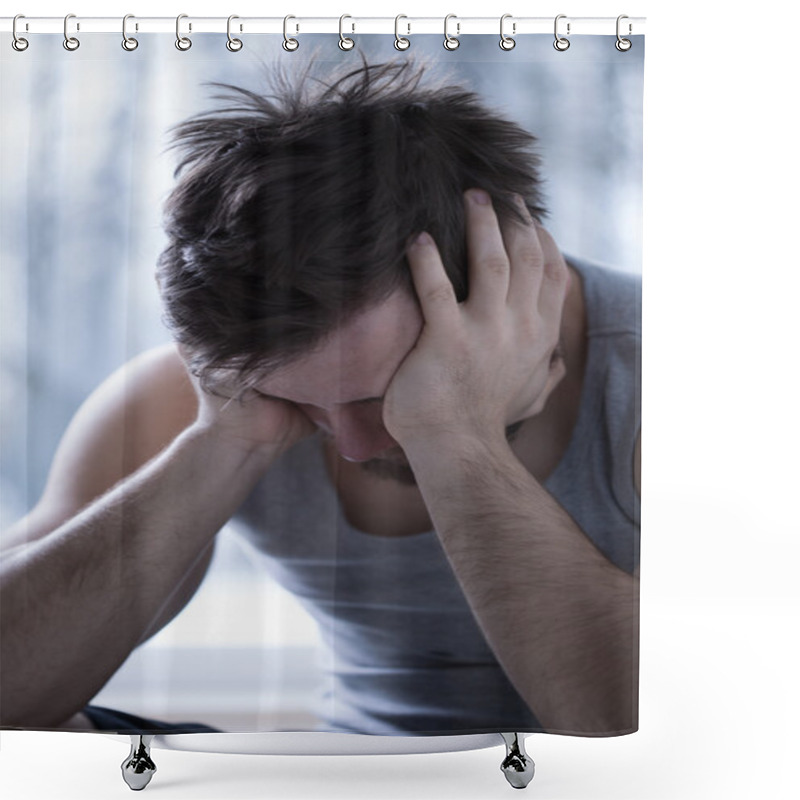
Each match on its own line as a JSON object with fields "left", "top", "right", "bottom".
{"left": 230, "top": 255, "right": 641, "bottom": 735}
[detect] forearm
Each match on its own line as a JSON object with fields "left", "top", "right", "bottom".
{"left": 0, "top": 425, "right": 276, "bottom": 727}
{"left": 404, "top": 434, "right": 639, "bottom": 734}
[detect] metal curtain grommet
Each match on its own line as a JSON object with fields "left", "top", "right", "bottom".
{"left": 615, "top": 15, "right": 632, "bottom": 51}
{"left": 553, "top": 14, "right": 570, "bottom": 51}
{"left": 394, "top": 14, "right": 410, "bottom": 51}
{"left": 226, "top": 15, "right": 243, "bottom": 51}
{"left": 12, "top": 14, "right": 29, "bottom": 51}
{"left": 443, "top": 14, "right": 460, "bottom": 51}
{"left": 122, "top": 14, "right": 138, "bottom": 51}
{"left": 499, "top": 14, "right": 515, "bottom": 51}
{"left": 175, "top": 14, "right": 192, "bottom": 51}
{"left": 339, "top": 14, "right": 355, "bottom": 50}
{"left": 283, "top": 15, "right": 299, "bottom": 51}
{"left": 63, "top": 13, "right": 80, "bottom": 51}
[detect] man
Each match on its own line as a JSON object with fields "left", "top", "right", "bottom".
{"left": 0, "top": 61, "right": 640, "bottom": 736}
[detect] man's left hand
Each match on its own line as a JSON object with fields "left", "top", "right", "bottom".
{"left": 383, "top": 189, "right": 570, "bottom": 450}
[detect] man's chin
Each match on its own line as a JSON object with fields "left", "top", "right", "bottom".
{"left": 359, "top": 457, "right": 418, "bottom": 486}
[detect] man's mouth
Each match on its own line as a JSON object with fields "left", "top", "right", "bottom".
{"left": 350, "top": 421, "right": 526, "bottom": 488}
{"left": 359, "top": 454, "right": 418, "bottom": 486}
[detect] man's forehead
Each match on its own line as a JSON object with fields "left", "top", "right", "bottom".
{"left": 255, "top": 356, "right": 387, "bottom": 406}
{"left": 254, "top": 289, "right": 423, "bottom": 406}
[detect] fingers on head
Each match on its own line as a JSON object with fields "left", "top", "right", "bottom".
{"left": 464, "top": 188, "right": 509, "bottom": 267}
{"left": 406, "top": 231, "right": 458, "bottom": 323}
{"left": 527, "top": 224, "right": 565, "bottom": 284}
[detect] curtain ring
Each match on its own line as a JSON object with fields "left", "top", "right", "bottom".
{"left": 12, "top": 15, "right": 29, "bottom": 51}
{"left": 63, "top": 13, "right": 80, "bottom": 51}
{"left": 553, "top": 14, "right": 570, "bottom": 51}
{"left": 394, "top": 14, "right": 410, "bottom": 51}
{"left": 226, "top": 15, "right": 243, "bottom": 51}
{"left": 615, "top": 15, "right": 632, "bottom": 51}
{"left": 175, "top": 14, "right": 192, "bottom": 51}
{"left": 122, "top": 14, "right": 138, "bottom": 51}
{"left": 499, "top": 14, "right": 515, "bottom": 51}
{"left": 339, "top": 14, "right": 355, "bottom": 50}
{"left": 443, "top": 14, "right": 460, "bottom": 51}
{"left": 282, "top": 15, "right": 299, "bottom": 51}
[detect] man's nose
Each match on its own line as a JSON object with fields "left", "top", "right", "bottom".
{"left": 328, "top": 403, "right": 398, "bottom": 462}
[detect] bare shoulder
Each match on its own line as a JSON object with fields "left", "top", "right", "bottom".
{"left": 4, "top": 344, "right": 198, "bottom": 547}
{"left": 94, "top": 342, "right": 199, "bottom": 454}
{"left": 47, "top": 342, "right": 198, "bottom": 503}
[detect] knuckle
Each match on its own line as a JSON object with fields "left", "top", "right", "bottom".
{"left": 544, "top": 257, "right": 566, "bottom": 283}
{"left": 425, "top": 282, "right": 456, "bottom": 305}
{"left": 483, "top": 255, "right": 509, "bottom": 276}
{"left": 518, "top": 245, "right": 542, "bottom": 269}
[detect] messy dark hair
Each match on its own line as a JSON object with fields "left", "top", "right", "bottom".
{"left": 157, "top": 59, "right": 547, "bottom": 393}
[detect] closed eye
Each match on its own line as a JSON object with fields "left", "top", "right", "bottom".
{"left": 250, "top": 391, "right": 384, "bottom": 408}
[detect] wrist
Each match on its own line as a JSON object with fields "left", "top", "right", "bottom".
{"left": 399, "top": 426, "right": 516, "bottom": 472}
{"left": 183, "top": 420, "right": 286, "bottom": 474}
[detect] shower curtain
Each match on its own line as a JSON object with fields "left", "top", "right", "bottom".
{"left": 0, "top": 26, "right": 643, "bottom": 745}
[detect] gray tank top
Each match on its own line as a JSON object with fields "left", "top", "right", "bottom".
{"left": 230, "top": 256, "right": 641, "bottom": 735}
